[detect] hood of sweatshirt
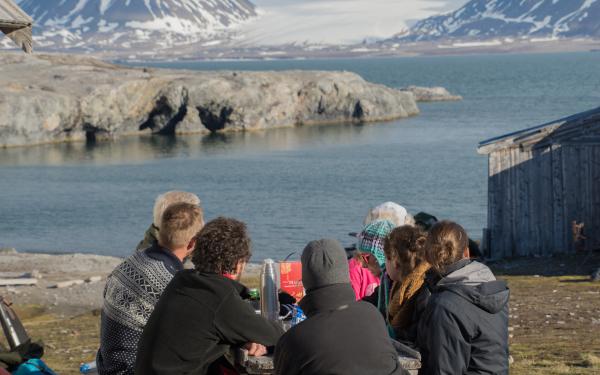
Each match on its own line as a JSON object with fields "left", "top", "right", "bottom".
{"left": 435, "top": 260, "right": 509, "bottom": 314}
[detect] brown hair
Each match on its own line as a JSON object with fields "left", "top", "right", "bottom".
{"left": 158, "top": 202, "right": 204, "bottom": 250}
{"left": 424, "top": 221, "right": 469, "bottom": 274}
{"left": 384, "top": 225, "right": 427, "bottom": 279}
{"left": 192, "top": 217, "right": 252, "bottom": 274}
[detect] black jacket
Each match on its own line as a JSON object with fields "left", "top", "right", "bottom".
{"left": 274, "top": 283, "right": 407, "bottom": 375}
{"left": 135, "top": 270, "right": 284, "bottom": 375}
{"left": 417, "top": 260, "right": 509, "bottom": 375}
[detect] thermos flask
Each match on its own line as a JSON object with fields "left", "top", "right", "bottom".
{"left": 260, "top": 259, "right": 279, "bottom": 323}
{"left": 0, "top": 296, "right": 29, "bottom": 350}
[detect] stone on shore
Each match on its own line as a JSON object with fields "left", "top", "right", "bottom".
{"left": 0, "top": 53, "right": 420, "bottom": 147}
{"left": 400, "top": 85, "right": 462, "bottom": 102}
{"left": 592, "top": 268, "right": 600, "bottom": 282}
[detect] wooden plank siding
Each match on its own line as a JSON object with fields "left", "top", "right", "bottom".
{"left": 482, "top": 108, "right": 600, "bottom": 259}
{"left": 592, "top": 147, "right": 600, "bottom": 250}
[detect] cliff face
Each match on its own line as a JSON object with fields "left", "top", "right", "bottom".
{"left": 0, "top": 54, "right": 419, "bottom": 147}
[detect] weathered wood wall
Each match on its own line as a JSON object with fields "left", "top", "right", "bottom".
{"left": 487, "top": 142, "right": 600, "bottom": 258}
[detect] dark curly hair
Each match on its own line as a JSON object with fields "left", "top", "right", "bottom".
{"left": 192, "top": 217, "right": 252, "bottom": 274}
{"left": 384, "top": 225, "right": 427, "bottom": 279}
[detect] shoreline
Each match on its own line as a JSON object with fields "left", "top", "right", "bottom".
{"left": 2, "top": 248, "right": 598, "bottom": 318}
{"left": 0, "top": 250, "right": 264, "bottom": 316}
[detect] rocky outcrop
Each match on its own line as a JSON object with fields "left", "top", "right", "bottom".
{"left": 0, "top": 53, "right": 419, "bottom": 147}
{"left": 400, "top": 86, "right": 462, "bottom": 102}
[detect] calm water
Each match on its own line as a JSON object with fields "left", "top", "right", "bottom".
{"left": 1, "top": 53, "right": 599, "bottom": 259}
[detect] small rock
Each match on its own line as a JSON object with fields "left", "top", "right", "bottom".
{"left": 50, "top": 279, "right": 86, "bottom": 288}
{"left": 508, "top": 356, "right": 514, "bottom": 365}
{"left": 557, "top": 321, "right": 566, "bottom": 325}
{"left": 0, "top": 247, "right": 17, "bottom": 254}
{"left": 591, "top": 268, "right": 600, "bottom": 282}
{"left": 86, "top": 276, "right": 102, "bottom": 283}
{"left": 400, "top": 86, "right": 462, "bottom": 102}
{"left": 31, "top": 269, "right": 42, "bottom": 279}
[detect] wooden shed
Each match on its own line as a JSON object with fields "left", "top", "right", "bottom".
{"left": 0, "top": 0, "right": 33, "bottom": 53}
{"left": 478, "top": 107, "right": 600, "bottom": 259}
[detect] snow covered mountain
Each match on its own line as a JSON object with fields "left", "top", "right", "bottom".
{"left": 403, "top": 0, "right": 600, "bottom": 41}
{"left": 15, "top": 0, "right": 256, "bottom": 50}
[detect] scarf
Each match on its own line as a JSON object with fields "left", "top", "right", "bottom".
{"left": 387, "top": 262, "right": 431, "bottom": 334}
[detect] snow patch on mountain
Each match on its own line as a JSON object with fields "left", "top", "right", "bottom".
{"left": 403, "top": 0, "right": 600, "bottom": 41}
{"left": 11, "top": 0, "right": 257, "bottom": 50}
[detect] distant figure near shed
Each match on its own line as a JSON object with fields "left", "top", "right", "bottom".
{"left": 478, "top": 106, "right": 600, "bottom": 258}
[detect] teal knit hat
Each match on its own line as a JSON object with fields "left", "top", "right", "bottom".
{"left": 357, "top": 220, "right": 394, "bottom": 268}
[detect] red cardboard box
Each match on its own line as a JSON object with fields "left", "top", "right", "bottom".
{"left": 279, "top": 261, "right": 304, "bottom": 301}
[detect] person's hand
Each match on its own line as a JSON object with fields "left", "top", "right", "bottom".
{"left": 244, "top": 342, "right": 268, "bottom": 357}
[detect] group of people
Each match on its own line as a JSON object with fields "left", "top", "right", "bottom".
{"left": 96, "top": 191, "right": 509, "bottom": 375}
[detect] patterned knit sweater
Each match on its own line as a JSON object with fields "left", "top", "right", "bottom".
{"left": 96, "top": 246, "right": 181, "bottom": 375}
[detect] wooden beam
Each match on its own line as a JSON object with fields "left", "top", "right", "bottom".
{"left": 0, "top": 278, "right": 37, "bottom": 286}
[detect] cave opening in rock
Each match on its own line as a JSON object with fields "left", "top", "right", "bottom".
{"left": 353, "top": 100, "right": 365, "bottom": 120}
{"left": 198, "top": 105, "right": 234, "bottom": 132}
{"left": 85, "top": 130, "right": 96, "bottom": 144}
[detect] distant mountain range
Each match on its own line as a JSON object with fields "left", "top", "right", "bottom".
{"left": 3, "top": 0, "right": 600, "bottom": 58}
{"left": 15, "top": 0, "right": 256, "bottom": 51}
{"left": 401, "top": 0, "right": 600, "bottom": 42}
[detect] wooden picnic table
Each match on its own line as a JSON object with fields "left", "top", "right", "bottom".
{"left": 230, "top": 345, "right": 422, "bottom": 375}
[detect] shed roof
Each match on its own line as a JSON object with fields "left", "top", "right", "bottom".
{"left": 478, "top": 106, "right": 600, "bottom": 155}
{"left": 0, "top": 0, "right": 33, "bottom": 53}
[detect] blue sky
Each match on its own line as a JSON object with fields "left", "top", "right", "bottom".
{"left": 241, "top": 0, "right": 470, "bottom": 45}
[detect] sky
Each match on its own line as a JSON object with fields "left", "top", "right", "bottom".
{"left": 240, "top": 0, "right": 469, "bottom": 45}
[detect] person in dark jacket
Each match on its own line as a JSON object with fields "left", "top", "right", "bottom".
{"left": 417, "top": 221, "right": 509, "bottom": 375}
{"left": 135, "top": 217, "right": 284, "bottom": 375}
{"left": 274, "top": 239, "right": 407, "bottom": 375}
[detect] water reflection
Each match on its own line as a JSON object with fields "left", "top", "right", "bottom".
{"left": 0, "top": 122, "right": 374, "bottom": 166}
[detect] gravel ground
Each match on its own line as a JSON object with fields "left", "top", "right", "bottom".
{"left": 0, "top": 249, "right": 264, "bottom": 316}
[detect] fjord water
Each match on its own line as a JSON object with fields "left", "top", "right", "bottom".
{"left": 1, "top": 53, "right": 599, "bottom": 259}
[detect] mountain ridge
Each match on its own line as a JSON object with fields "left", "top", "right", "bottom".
{"left": 400, "top": 0, "right": 600, "bottom": 42}
{"left": 14, "top": 0, "right": 256, "bottom": 51}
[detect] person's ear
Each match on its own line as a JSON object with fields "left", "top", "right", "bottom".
{"left": 187, "top": 238, "right": 197, "bottom": 252}
{"left": 463, "top": 246, "right": 470, "bottom": 259}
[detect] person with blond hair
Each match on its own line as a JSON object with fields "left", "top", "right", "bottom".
{"left": 97, "top": 202, "right": 204, "bottom": 375}
{"left": 417, "top": 221, "right": 509, "bottom": 375}
{"left": 136, "top": 191, "right": 201, "bottom": 251}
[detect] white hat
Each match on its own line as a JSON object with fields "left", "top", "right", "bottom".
{"left": 364, "top": 202, "right": 408, "bottom": 227}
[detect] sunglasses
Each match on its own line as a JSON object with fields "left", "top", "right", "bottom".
{"left": 359, "top": 253, "right": 371, "bottom": 265}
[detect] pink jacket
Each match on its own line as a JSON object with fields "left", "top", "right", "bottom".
{"left": 348, "top": 258, "right": 380, "bottom": 300}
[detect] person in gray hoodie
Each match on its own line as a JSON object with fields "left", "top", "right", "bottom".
{"left": 274, "top": 239, "right": 407, "bottom": 375}
{"left": 417, "top": 221, "right": 509, "bottom": 375}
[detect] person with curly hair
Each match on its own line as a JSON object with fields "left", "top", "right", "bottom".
{"left": 383, "top": 225, "right": 430, "bottom": 344}
{"left": 135, "top": 217, "right": 284, "bottom": 375}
